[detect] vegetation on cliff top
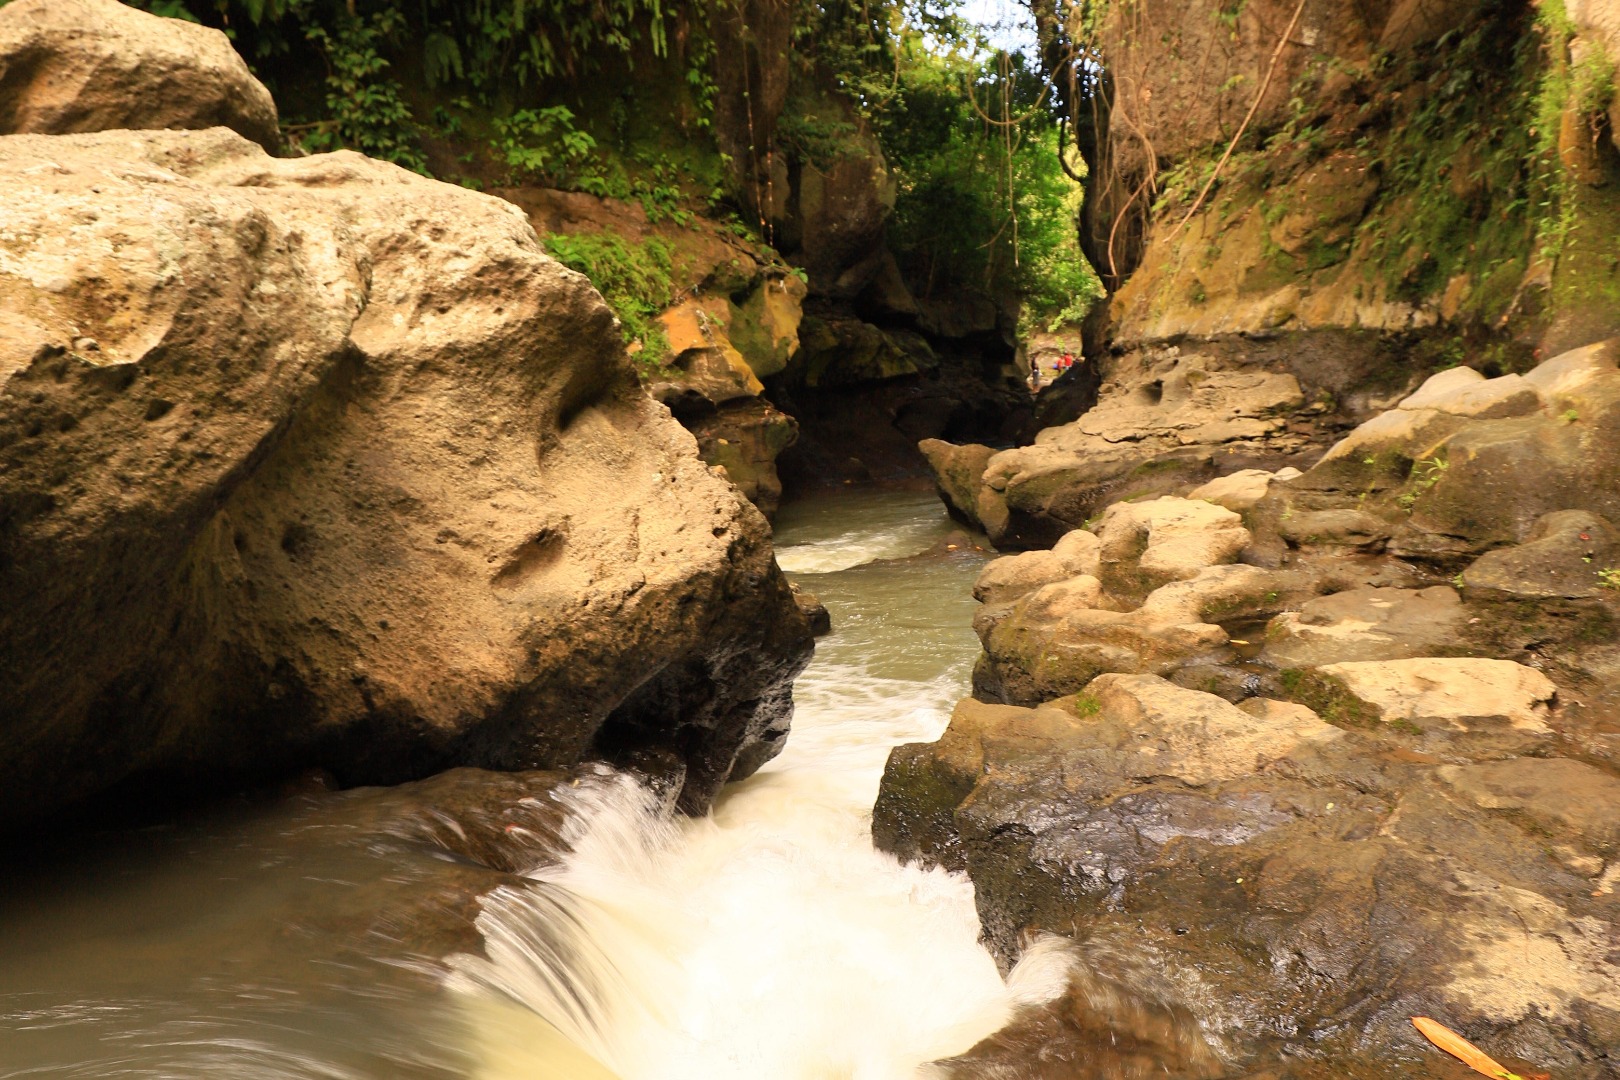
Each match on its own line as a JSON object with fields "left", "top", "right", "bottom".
{"left": 127, "top": 0, "right": 1102, "bottom": 340}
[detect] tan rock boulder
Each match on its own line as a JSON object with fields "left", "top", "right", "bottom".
{"left": 972, "top": 572, "right": 1234, "bottom": 706}
{"left": 0, "top": 129, "right": 812, "bottom": 829}
{"left": 1134, "top": 563, "right": 1289, "bottom": 624}
{"left": 1085, "top": 674, "right": 1344, "bottom": 787}
{"left": 0, "top": 0, "right": 279, "bottom": 151}
{"left": 1318, "top": 658, "right": 1558, "bottom": 736}
{"left": 971, "top": 528, "right": 1102, "bottom": 608}
{"left": 872, "top": 695, "right": 1089, "bottom": 867}
{"left": 919, "top": 439, "right": 997, "bottom": 529}
{"left": 1186, "top": 467, "right": 1300, "bottom": 513}
{"left": 1096, "top": 496, "right": 1250, "bottom": 599}
{"left": 1052, "top": 528, "right": 1102, "bottom": 577}
{"left": 653, "top": 296, "right": 765, "bottom": 405}
{"left": 1398, "top": 368, "right": 1543, "bottom": 419}
{"left": 972, "top": 550, "right": 1073, "bottom": 608}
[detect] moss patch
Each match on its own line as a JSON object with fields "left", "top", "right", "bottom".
{"left": 1277, "top": 668, "right": 1381, "bottom": 729}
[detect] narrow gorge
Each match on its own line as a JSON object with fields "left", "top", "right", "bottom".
{"left": 1, "top": 0, "right": 1618, "bottom": 1077}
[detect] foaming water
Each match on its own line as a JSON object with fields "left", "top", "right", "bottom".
{"left": 0, "top": 488, "right": 1020, "bottom": 1080}
{"left": 772, "top": 487, "right": 965, "bottom": 574}
{"left": 452, "top": 488, "right": 1017, "bottom": 1079}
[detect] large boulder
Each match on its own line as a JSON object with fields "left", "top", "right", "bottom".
{"left": 0, "top": 128, "right": 813, "bottom": 830}
{"left": 1094, "top": 495, "right": 1250, "bottom": 601}
{"left": 1317, "top": 658, "right": 1559, "bottom": 743}
{"left": 1264, "top": 346, "right": 1620, "bottom": 561}
{"left": 1462, "top": 510, "right": 1620, "bottom": 601}
{"left": 875, "top": 676, "right": 1620, "bottom": 1078}
{"left": 0, "top": 0, "right": 279, "bottom": 152}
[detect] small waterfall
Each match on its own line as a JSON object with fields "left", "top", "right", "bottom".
{"left": 449, "top": 490, "right": 1021, "bottom": 1079}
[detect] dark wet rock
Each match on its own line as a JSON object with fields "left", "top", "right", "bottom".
{"left": 1275, "top": 508, "right": 1394, "bottom": 551}
{"left": 1462, "top": 510, "right": 1620, "bottom": 601}
{"left": 876, "top": 674, "right": 1620, "bottom": 1079}
{"left": 791, "top": 584, "right": 832, "bottom": 636}
{"left": 927, "top": 938, "right": 1225, "bottom": 1080}
{"left": 678, "top": 398, "right": 800, "bottom": 519}
{"left": 1437, "top": 757, "right": 1620, "bottom": 854}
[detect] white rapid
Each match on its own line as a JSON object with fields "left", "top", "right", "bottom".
{"left": 451, "top": 488, "right": 1020, "bottom": 1080}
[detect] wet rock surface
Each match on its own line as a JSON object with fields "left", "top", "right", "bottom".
{"left": 886, "top": 344, "right": 1620, "bottom": 1078}
{"left": 0, "top": 127, "right": 812, "bottom": 830}
{"left": 877, "top": 676, "right": 1620, "bottom": 1079}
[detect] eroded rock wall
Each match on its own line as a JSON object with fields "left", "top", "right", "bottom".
{"left": 1084, "top": 0, "right": 1620, "bottom": 353}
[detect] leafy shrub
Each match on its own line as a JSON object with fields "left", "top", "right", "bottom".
{"left": 494, "top": 106, "right": 597, "bottom": 184}
{"left": 293, "top": 12, "right": 426, "bottom": 172}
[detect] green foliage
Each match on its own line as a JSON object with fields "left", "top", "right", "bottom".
{"left": 543, "top": 232, "right": 675, "bottom": 365}
{"left": 494, "top": 106, "right": 597, "bottom": 183}
{"left": 1278, "top": 669, "right": 1381, "bottom": 728}
{"left": 1395, "top": 453, "right": 1448, "bottom": 511}
{"left": 127, "top": 0, "right": 202, "bottom": 19}
{"left": 872, "top": 36, "right": 1102, "bottom": 327}
{"left": 290, "top": 10, "right": 427, "bottom": 171}
{"left": 1599, "top": 567, "right": 1620, "bottom": 590}
{"left": 144, "top": 0, "right": 686, "bottom": 174}
{"left": 135, "top": 0, "right": 1100, "bottom": 333}
{"left": 190, "top": 0, "right": 676, "bottom": 87}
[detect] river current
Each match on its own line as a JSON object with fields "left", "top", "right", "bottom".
{"left": 0, "top": 488, "right": 1027, "bottom": 1078}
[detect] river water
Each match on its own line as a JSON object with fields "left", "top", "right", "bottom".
{"left": 0, "top": 488, "right": 1022, "bottom": 1079}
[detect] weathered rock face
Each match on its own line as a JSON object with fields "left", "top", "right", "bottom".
{"left": 0, "top": 127, "right": 813, "bottom": 831}
{"left": 1259, "top": 342, "right": 1620, "bottom": 563}
{"left": 0, "top": 0, "right": 279, "bottom": 152}
{"left": 969, "top": 498, "right": 1322, "bottom": 706}
{"left": 922, "top": 332, "right": 1390, "bottom": 549}
{"left": 1082, "top": 0, "right": 1620, "bottom": 355}
{"left": 495, "top": 185, "right": 805, "bottom": 519}
{"left": 887, "top": 323, "right": 1620, "bottom": 1076}
{"left": 877, "top": 676, "right": 1620, "bottom": 1078}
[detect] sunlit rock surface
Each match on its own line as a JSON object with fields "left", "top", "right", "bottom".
{"left": 0, "top": 0, "right": 279, "bottom": 150}
{"left": 0, "top": 127, "right": 812, "bottom": 829}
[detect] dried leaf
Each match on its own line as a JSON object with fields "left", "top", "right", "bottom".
{"left": 1412, "top": 1017, "right": 1533, "bottom": 1080}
